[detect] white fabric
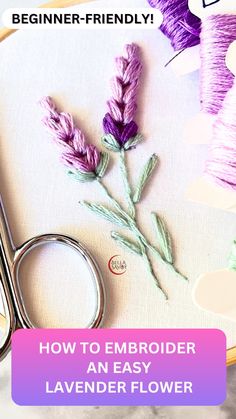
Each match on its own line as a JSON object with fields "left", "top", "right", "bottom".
{"left": 0, "top": 0, "right": 236, "bottom": 349}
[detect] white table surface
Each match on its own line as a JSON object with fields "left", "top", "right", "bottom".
{"left": 0, "top": 0, "right": 235, "bottom": 345}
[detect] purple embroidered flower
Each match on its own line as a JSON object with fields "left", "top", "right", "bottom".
{"left": 102, "top": 44, "right": 143, "bottom": 151}
{"left": 40, "top": 96, "right": 109, "bottom": 181}
{"left": 103, "top": 113, "right": 138, "bottom": 145}
{"left": 60, "top": 144, "right": 101, "bottom": 173}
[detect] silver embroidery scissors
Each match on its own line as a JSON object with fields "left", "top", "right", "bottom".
{"left": 0, "top": 194, "right": 105, "bottom": 361}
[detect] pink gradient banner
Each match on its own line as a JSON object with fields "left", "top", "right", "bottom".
{"left": 12, "top": 329, "right": 226, "bottom": 406}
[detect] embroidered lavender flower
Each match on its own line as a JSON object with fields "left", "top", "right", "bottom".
{"left": 40, "top": 96, "right": 109, "bottom": 182}
{"left": 102, "top": 44, "right": 143, "bottom": 151}
{"left": 39, "top": 44, "right": 187, "bottom": 300}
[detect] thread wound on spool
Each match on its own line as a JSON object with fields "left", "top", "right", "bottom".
{"left": 205, "top": 80, "right": 236, "bottom": 190}
{"left": 200, "top": 14, "right": 236, "bottom": 116}
{"left": 148, "top": 0, "right": 201, "bottom": 51}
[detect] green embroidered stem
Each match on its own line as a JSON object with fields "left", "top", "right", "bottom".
{"left": 125, "top": 223, "right": 187, "bottom": 281}
{"left": 228, "top": 240, "right": 236, "bottom": 271}
{"left": 119, "top": 149, "right": 136, "bottom": 219}
{"left": 152, "top": 248, "right": 188, "bottom": 281}
{"left": 139, "top": 240, "right": 168, "bottom": 300}
{"left": 136, "top": 231, "right": 187, "bottom": 281}
{"left": 96, "top": 178, "right": 131, "bottom": 221}
{"left": 118, "top": 152, "right": 167, "bottom": 297}
{"left": 95, "top": 178, "right": 187, "bottom": 282}
{"left": 96, "top": 178, "right": 166, "bottom": 296}
{"left": 111, "top": 231, "right": 167, "bottom": 299}
{"left": 118, "top": 152, "right": 186, "bottom": 282}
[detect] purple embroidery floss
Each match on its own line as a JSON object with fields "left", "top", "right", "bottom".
{"left": 200, "top": 14, "right": 236, "bottom": 116}
{"left": 147, "top": 0, "right": 201, "bottom": 51}
{"left": 204, "top": 79, "right": 236, "bottom": 190}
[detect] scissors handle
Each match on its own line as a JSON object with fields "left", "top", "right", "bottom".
{"left": 0, "top": 233, "right": 106, "bottom": 361}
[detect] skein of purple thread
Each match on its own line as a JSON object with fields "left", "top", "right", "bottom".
{"left": 147, "top": 0, "right": 201, "bottom": 51}
{"left": 204, "top": 79, "right": 236, "bottom": 190}
{"left": 200, "top": 14, "right": 236, "bottom": 116}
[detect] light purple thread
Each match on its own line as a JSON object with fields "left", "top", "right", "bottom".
{"left": 40, "top": 96, "right": 101, "bottom": 173}
{"left": 103, "top": 43, "right": 142, "bottom": 147}
{"left": 205, "top": 80, "right": 236, "bottom": 190}
{"left": 148, "top": 0, "right": 201, "bottom": 51}
{"left": 200, "top": 15, "right": 236, "bottom": 116}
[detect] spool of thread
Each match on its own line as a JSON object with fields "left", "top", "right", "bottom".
{"left": 148, "top": 0, "right": 201, "bottom": 51}
{"left": 187, "top": 41, "right": 236, "bottom": 213}
{"left": 147, "top": 1, "right": 201, "bottom": 75}
{"left": 185, "top": 23, "right": 236, "bottom": 143}
{"left": 185, "top": 3, "right": 236, "bottom": 144}
{"left": 200, "top": 14, "right": 236, "bottom": 117}
{"left": 204, "top": 76, "right": 236, "bottom": 190}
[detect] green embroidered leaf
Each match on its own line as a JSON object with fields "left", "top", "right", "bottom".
{"left": 123, "top": 133, "right": 144, "bottom": 151}
{"left": 96, "top": 152, "right": 109, "bottom": 178}
{"left": 68, "top": 170, "right": 96, "bottom": 183}
{"left": 111, "top": 231, "right": 142, "bottom": 255}
{"left": 80, "top": 201, "right": 129, "bottom": 228}
{"left": 229, "top": 240, "right": 236, "bottom": 271}
{"left": 133, "top": 154, "right": 159, "bottom": 203}
{"left": 151, "top": 213, "right": 173, "bottom": 264}
{"left": 101, "top": 134, "right": 121, "bottom": 152}
{"left": 68, "top": 153, "right": 109, "bottom": 183}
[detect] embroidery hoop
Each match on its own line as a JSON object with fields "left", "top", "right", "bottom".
{"left": 0, "top": 0, "right": 93, "bottom": 42}
{"left": 0, "top": 0, "right": 235, "bottom": 367}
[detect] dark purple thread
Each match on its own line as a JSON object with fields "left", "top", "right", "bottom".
{"left": 103, "top": 44, "right": 142, "bottom": 147}
{"left": 103, "top": 114, "right": 138, "bottom": 145}
{"left": 148, "top": 0, "right": 201, "bottom": 51}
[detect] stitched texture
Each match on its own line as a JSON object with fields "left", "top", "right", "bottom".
{"left": 40, "top": 44, "right": 188, "bottom": 300}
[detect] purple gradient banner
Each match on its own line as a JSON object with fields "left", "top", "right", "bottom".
{"left": 12, "top": 329, "right": 226, "bottom": 406}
